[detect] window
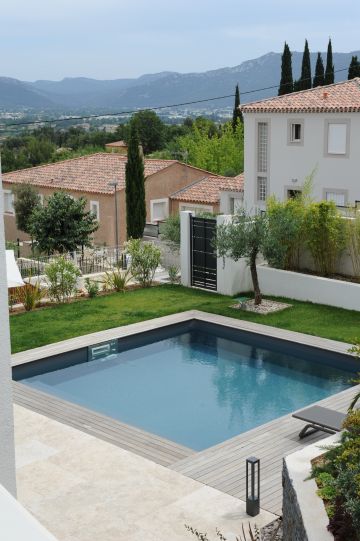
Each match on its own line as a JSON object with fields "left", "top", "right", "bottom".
{"left": 230, "top": 197, "right": 243, "bottom": 214}
{"left": 325, "top": 191, "right": 346, "bottom": 207}
{"left": 257, "top": 122, "right": 268, "bottom": 173}
{"left": 90, "top": 200, "right": 100, "bottom": 220}
{"left": 290, "top": 123, "right": 301, "bottom": 142}
{"left": 3, "top": 190, "right": 14, "bottom": 214}
{"left": 257, "top": 177, "right": 267, "bottom": 202}
{"left": 327, "top": 123, "right": 347, "bottom": 155}
{"left": 150, "top": 198, "right": 169, "bottom": 222}
{"left": 287, "top": 189, "right": 302, "bottom": 199}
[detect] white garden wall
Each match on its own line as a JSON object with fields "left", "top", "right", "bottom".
{"left": 258, "top": 265, "right": 360, "bottom": 311}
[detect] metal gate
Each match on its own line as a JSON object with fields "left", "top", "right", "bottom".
{"left": 190, "top": 216, "right": 217, "bottom": 290}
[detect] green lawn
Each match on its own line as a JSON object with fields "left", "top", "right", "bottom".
{"left": 10, "top": 284, "right": 360, "bottom": 353}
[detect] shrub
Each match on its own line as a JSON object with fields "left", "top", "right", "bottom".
{"left": 16, "top": 282, "right": 44, "bottom": 311}
{"left": 167, "top": 265, "right": 180, "bottom": 284}
{"left": 346, "top": 212, "right": 360, "bottom": 278}
{"left": 84, "top": 277, "right": 99, "bottom": 298}
{"left": 311, "top": 407, "right": 360, "bottom": 540}
{"left": 45, "top": 256, "right": 81, "bottom": 303}
{"left": 263, "top": 195, "right": 305, "bottom": 270}
{"left": 303, "top": 201, "right": 347, "bottom": 276}
{"left": 126, "top": 239, "right": 161, "bottom": 287}
{"left": 102, "top": 269, "right": 131, "bottom": 293}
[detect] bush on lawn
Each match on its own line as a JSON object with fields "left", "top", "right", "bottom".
{"left": 45, "top": 256, "right": 81, "bottom": 303}
{"left": 126, "top": 238, "right": 161, "bottom": 287}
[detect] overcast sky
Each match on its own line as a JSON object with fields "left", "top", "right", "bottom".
{"left": 2, "top": 0, "right": 360, "bottom": 81}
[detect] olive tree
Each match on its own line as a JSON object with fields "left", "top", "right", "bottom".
{"left": 216, "top": 210, "right": 268, "bottom": 305}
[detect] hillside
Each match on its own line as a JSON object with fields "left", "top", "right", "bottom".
{"left": 1, "top": 50, "right": 359, "bottom": 110}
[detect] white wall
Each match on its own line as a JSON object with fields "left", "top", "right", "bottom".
{"left": 0, "top": 484, "right": 57, "bottom": 541}
{"left": 258, "top": 264, "right": 360, "bottom": 311}
{"left": 180, "top": 211, "right": 192, "bottom": 287}
{"left": 216, "top": 215, "right": 253, "bottom": 295}
{"left": 0, "top": 165, "right": 17, "bottom": 495}
{"left": 244, "top": 112, "right": 360, "bottom": 211}
{"left": 219, "top": 191, "right": 243, "bottom": 214}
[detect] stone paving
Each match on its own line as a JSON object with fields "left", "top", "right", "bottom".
{"left": 14, "top": 405, "right": 275, "bottom": 541}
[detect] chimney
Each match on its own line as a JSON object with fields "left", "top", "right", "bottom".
{"left": 323, "top": 91, "right": 328, "bottom": 99}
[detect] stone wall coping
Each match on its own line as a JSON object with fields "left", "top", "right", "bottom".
{"left": 285, "top": 434, "right": 340, "bottom": 541}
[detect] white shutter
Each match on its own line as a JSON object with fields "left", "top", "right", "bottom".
{"left": 152, "top": 202, "right": 167, "bottom": 221}
{"left": 326, "top": 192, "right": 345, "bottom": 207}
{"left": 327, "top": 124, "right": 347, "bottom": 154}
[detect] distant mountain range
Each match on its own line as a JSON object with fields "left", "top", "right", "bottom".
{"left": 1, "top": 50, "right": 359, "bottom": 111}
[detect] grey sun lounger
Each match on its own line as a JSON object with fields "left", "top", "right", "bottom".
{"left": 292, "top": 405, "right": 347, "bottom": 439}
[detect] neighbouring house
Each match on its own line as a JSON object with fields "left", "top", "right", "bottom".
{"left": 170, "top": 174, "right": 244, "bottom": 215}
{"left": 241, "top": 77, "right": 360, "bottom": 211}
{"left": 2, "top": 153, "right": 222, "bottom": 247}
{"left": 105, "top": 140, "right": 128, "bottom": 155}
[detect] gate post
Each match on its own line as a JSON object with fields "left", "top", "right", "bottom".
{"left": 180, "top": 211, "right": 192, "bottom": 287}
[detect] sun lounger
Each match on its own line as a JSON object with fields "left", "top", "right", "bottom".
{"left": 292, "top": 405, "right": 346, "bottom": 439}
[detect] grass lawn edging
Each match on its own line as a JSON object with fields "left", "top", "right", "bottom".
{"left": 258, "top": 265, "right": 360, "bottom": 312}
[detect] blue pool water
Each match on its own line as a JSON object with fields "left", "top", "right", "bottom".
{"left": 20, "top": 329, "right": 353, "bottom": 450}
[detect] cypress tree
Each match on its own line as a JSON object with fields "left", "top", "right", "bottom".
{"left": 125, "top": 124, "right": 146, "bottom": 239}
{"left": 298, "top": 39, "right": 312, "bottom": 90}
{"left": 325, "top": 38, "right": 335, "bottom": 85}
{"left": 278, "top": 42, "right": 293, "bottom": 95}
{"left": 313, "top": 53, "right": 325, "bottom": 87}
{"left": 348, "top": 55, "right": 360, "bottom": 79}
{"left": 232, "top": 84, "right": 243, "bottom": 131}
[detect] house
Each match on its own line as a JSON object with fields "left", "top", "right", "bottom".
{"left": 241, "top": 78, "right": 360, "bottom": 211}
{"left": 2, "top": 153, "right": 220, "bottom": 247}
{"left": 170, "top": 174, "right": 244, "bottom": 214}
{"left": 105, "top": 140, "right": 128, "bottom": 155}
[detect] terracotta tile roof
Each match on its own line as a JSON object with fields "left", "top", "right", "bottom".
{"left": 105, "top": 140, "right": 127, "bottom": 147}
{"left": 170, "top": 174, "right": 244, "bottom": 204}
{"left": 3, "top": 153, "right": 177, "bottom": 195}
{"left": 241, "top": 78, "right": 360, "bottom": 113}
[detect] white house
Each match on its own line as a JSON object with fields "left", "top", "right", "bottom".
{"left": 241, "top": 77, "right": 360, "bottom": 211}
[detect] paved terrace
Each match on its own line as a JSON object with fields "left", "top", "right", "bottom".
{"left": 12, "top": 311, "right": 359, "bottom": 520}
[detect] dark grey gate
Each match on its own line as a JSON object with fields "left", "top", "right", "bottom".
{"left": 190, "top": 216, "right": 217, "bottom": 290}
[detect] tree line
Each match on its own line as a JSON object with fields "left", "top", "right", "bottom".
{"left": 279, "top": 39, "right": 360, "bottom": 96}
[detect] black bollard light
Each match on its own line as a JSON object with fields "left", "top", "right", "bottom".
{"left": 246, "top": 456, "right": 260, "bottom": 516}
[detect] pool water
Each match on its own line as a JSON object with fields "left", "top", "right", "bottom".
{"left": 20, "top": 329, "right": 353, "bottom": 450}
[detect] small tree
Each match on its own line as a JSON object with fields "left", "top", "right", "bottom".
{"left": 313, "top": 53, "right": 325, "bottom": 87}
{"left": 160, "top": 213, "right": 180, "bottom": 251}
{"left": 45, "top": 256, "right": 81, "bottom": 303}
{"left": 325, "top": 38, "right": 335, "bottom": 85}
{"left": 278, "top": 42, "right": 294, "bottom": 95}
{"left": 232, "top": 84, "right": 243, "bottom": 131}
{"left": 125, "top": 124, "right": 146, "bottom": 239}
{"left": 348, "top": 56, "right": 360, "bottom": 80}
{"left": 126, "top": 238, "right": 161, "bottom": 287}
{"left": 30, "top": 192, "right": 98, "bottom": 254}
{"left": 129, "top": 110, "right": 165, "bottom": 154}
{"left": 13, "top": 183, "right": 41, "bottom": 234}
{"left": 216, "top": 210, "right": 268, "bottom": 305}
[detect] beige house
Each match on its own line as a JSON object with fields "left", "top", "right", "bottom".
{"left": 105, "top": 140, "right": 128, "bottom": 155}
{"left": 170, "top": 174, "right": 244, "bottom": 215}
{"left": 2, "top": 153, "right": 219, "bottom": 247}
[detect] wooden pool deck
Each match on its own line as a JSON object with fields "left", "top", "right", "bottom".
{"left": 171, "top": 385, "right": 358, "bottom": 515}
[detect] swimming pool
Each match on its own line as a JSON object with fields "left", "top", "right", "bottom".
{"left": 15, "top": 320, "right": 356, "bottom": 451}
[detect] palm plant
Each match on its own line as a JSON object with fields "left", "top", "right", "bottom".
{"left": 348, "top": 344, "right": 360, "bottom": 411}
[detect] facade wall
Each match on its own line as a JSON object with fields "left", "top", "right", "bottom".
{"left": 170, "top": 199, "right": 217, "bottom": 215}
{"left": 147, "top": 163, "right": 213, "bottom": 219}
{"left": 243, "top": 112, "right": 360, "bottom": 211}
